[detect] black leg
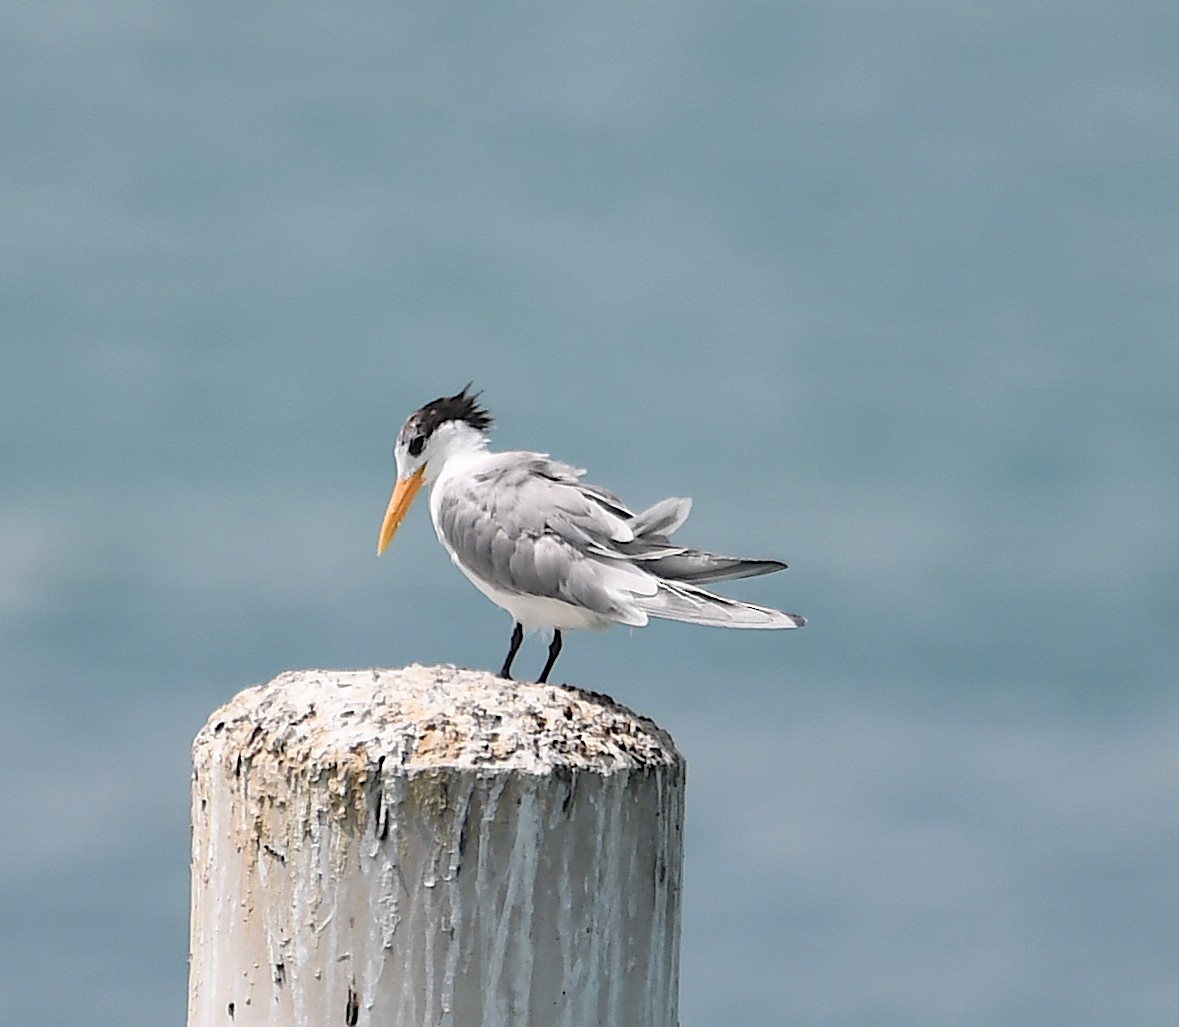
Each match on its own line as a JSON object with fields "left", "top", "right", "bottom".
{"left": 500, "top": 622, "right": 524, "bottom": 679}
{"left": 537, "top": 630, "right": 562, "bottom": 684}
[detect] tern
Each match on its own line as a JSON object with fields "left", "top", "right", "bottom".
{"left": 377, "top": 385, "right": 805, "bottom": 683}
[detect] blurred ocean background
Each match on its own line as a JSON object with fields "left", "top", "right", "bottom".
{"left": 2, "top": 3, "right": 1177, "bottom": 1025}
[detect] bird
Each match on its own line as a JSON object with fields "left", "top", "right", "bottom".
{"left": 377, "top": 385, "right": 805, "bottom": 684}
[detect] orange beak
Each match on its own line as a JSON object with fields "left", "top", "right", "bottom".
{"left": 377, "top": 464, "right": 426, "bottom": 555}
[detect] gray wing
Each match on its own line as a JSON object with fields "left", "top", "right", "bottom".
{"left": 434, "top": 451, "right": 801, "bottom": 628}
{"left": 433, "top": 453, "right": 655, "bottom": 625}
{"left": 619, "top": 496, "right": 788, "bottom": 583}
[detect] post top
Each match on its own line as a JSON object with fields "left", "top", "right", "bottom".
{"left": 194, "top": 664, "right": 681, "bottom": 775}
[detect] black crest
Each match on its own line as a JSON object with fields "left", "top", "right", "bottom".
{"left": 411, "top": 384, "right": 494, "bottom": 441}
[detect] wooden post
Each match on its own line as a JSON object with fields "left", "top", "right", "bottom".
{"left": 187, "top": 665, "right": 685, "bottom": 1027}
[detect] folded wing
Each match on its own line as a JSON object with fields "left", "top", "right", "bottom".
{"left": 433, "top": 453, "right": 804, "bottom": 629}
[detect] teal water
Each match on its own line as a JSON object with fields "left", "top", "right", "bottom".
{"left": 2, "top": 3, "right": 1177, "bottom": 1024}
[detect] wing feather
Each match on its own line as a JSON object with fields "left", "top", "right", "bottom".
{"left": 432, "top": 451, "right": 795, "bottom": 628}
{"left": 631, "top": 497, "right": 692, "bottom": 537}
{"left": 434, "top": 455, "right": 652, "bottom": 621}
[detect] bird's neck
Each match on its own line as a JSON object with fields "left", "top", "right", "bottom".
{"left": 425, "top": 421, "right": 491, "bottom": 484}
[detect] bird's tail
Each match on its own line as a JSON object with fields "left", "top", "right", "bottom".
{"left": 634, "top": 580, "right": 806, "bottom": 629}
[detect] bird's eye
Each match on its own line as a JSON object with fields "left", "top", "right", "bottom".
{"left": 407, "top": 434, "right": 425, "bottom": 457}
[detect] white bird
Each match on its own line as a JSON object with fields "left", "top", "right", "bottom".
{"left": 377, "top": 385, "right": 805, "bottom": 683}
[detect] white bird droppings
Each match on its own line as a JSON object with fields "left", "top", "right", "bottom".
{"left": 187, "top": 665, "right": 685, "bottom": 1027}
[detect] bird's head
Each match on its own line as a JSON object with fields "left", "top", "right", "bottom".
{"left": 377, "top": 384, "right": 493, "bottom": 555}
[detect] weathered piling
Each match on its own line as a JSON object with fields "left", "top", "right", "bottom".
{"left": 187, "top": 665, "right": 685, "bottom": 1027}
